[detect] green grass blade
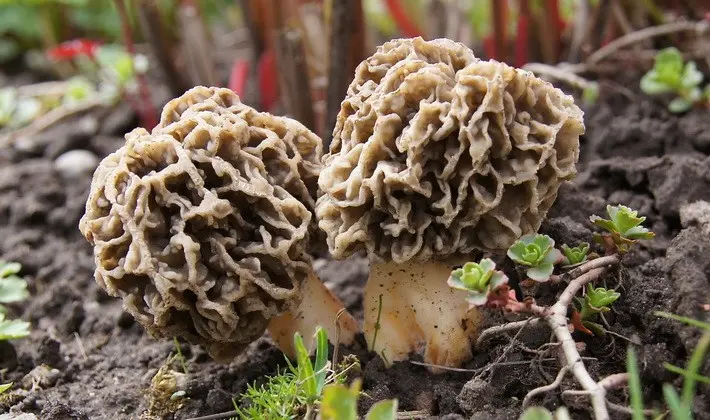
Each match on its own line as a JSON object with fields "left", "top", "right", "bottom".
{"left": 0, "top": 383, "right": 12, "bottom": 394}
{"left": 664, "top": 363, "right": 710, "bottom": 385}
{"left": 293, "top": 332, "right": 317, "bottom": 401}
{"left": 663, "top": 384, "right": 691, "bottom": 420}
{"left": 313, "top": 327, "right": 329, "bottom": 395}
{"left": 627, "top": 346, "right": 646, "bottom": 420}
{"left": 654, "top": 312, "right": 710, "bottom": 330}
{"left": 681, "top": 331, "right": 710, "bottom": 409}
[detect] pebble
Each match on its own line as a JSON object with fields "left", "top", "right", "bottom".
{"left": 54, "top": 149, "right": 99, "bottom": 178}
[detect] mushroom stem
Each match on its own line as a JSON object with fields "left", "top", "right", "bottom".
{"left": 364, "top": 260, "right": 483, "bottom": 370}
{"left": 267, "top": 270, "right": 359, "bottom": 359}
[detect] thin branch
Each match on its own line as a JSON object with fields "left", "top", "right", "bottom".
{"left": 560, "top": 255, "right": 620, "bottom": 281}
{"left": 523, "top": 365, "right": 570, "bottom": 408}
{"left": 476, "top": 318, "right": 542, "bottom": 348}
{"left": 0, "top": 98, "right": 105, "bottom": 147}
{"left": 586, "top": 20, "right": 710, "bottom": 64}
{"left": 523, "top": 63, "right": 598, "bottom": 91}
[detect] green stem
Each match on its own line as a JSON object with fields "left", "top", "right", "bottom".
{"left": 369, "top": 294, "right": 383, "bottom": 352}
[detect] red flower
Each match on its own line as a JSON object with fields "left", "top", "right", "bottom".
{"left": 47, "top": 39, "right": 101, "bottom": 61}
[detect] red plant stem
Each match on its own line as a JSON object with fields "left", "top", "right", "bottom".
{"left": 113, "top": 0, "right": 158, "bottom": 130}
{"left": 384, "top": 0, "right": 423, "bottom": 38}
{"left": 515, "top": 0, "right": 530, "bottom": 67}
{"left": 491, "top": 0, "right": 508, "bottom": 61}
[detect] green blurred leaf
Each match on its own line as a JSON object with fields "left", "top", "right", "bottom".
{"left": 519, "top": 407, "right": 554, "bottom": 420}
{"left": 0, "top": 383, "right": 12, "bottom": 394}
{"left": 320, "top": 382, "right": 359, "bottom": 420}
{"left": 11, "top": 96, "right": 41, "bottom": 128}
{"left": 669, "top": 97, "right": 693, "bottom": 113}
{"left": 365, "top": 399, "right": 398, "bottom": 420}
{"left": 0, "top": 313, "right": 30, "bottom": 340}
{"left": 0, "top": 275, "right": 29, "bottom": 303}
{"left": 63, "top": 76, "right": 96, "bottom": 105}
{"left": 0, "top": 38, "right": 19, "bottom": 62}
{"left": 0, "top": 88, "right": 17, "bottom": 121}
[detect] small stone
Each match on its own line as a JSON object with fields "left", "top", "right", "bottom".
{"left": 21, "top": 365, "right": 62, "bottom": 389}
{"left": 456, "top": 378, "right": 495, "bottom": 415}
{"left": 54, "top": 150, "right": 98, "bottom": 178}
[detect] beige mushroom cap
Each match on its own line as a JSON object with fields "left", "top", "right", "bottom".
{"left": 79, "top": 87, "right": 323, "bottom": 361}
{"left": 317, "top": 37, "right": 584, "bottom": 264}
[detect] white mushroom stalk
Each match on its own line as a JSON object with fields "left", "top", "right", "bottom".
{"left": 364, "top": 260, "right": 482, "bottom": 368}
{"left": 268, "top": 270, "right": 359, "bottom": 358}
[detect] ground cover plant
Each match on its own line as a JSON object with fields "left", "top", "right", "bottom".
{"left": 0, "top": 1, "right": 708, "bottom": 419}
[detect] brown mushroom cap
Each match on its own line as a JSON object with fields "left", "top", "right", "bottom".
{"left": 79, "top": 87, "right": 323, "bottom": 361}
{"left": 316, "top": 38, "right": 584, "bottom": 264}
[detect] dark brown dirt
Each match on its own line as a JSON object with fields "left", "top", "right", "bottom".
{"left": 0, "top": 74, "right": 709, "bottom": 420}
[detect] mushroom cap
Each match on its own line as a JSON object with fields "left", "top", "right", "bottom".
{"left": 79, "top": 87, "right": 323, "bottom": 361}
{"left": 316, "top": 38, "right": 584, "bottom": 264}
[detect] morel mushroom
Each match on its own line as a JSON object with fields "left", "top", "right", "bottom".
{"left": 79, "top": 87, "right": 358, "bottom": 361}
{"left": 316, "top": 38, "right": 584, "bottom": 367}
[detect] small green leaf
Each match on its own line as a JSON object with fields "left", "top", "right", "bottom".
{"left": 561, "top": 243, "right": 589, "bottom": 265}
{"left": 320, "top": 382, "right": 359, "bottom": 420}
{"left": 0, "top": 383, "right": 12, "bottom": 395}
{"left": 0, "top": 261, "right": 21, "bottom": 278}
{"left": 365, "top": 399, "right": 398, "bottom": 420}
{"left": 527, "top": 263, "right": 554, "bottom": 282}
{"left": 11, "top": 97, "right": 42, "bottom": 128}
{"left": 0, "top": 314, "right": 30, "bottom": 340}
{"left": 669, "top": 97, "right": 693, "bottom": 113}
{"left": 640, "top": 72, "right": 673, "bottom": 95}
{"left": 681, "top": 61, "right": 703, "bottom": 89}
{"left": 0, "top": 275, "right": 29, "bottom": 304}
{"left": 586, "top": 284, "right": 621, "bottom": 309}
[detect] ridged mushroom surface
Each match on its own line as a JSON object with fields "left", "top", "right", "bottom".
{"left": 79, "top": 87, "right": 322, "bottom": 361}
{"left": 317, "top": 37, "right": 585, "bottom": 263}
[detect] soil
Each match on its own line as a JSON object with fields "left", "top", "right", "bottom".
{"left": 0, "top": 70, "right": 709, "bottom": 420}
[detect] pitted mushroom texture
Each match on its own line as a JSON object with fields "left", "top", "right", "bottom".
{"left": 79, "top": 87, "right": 322, "bottom": 361}
{"left": 317, "top": 38, "right": 585, "bottom": 263}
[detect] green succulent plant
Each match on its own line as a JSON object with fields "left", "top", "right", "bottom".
{"left": 447, "top": 258, "right": 509, "bottom": 307}
{"left": 640, "top": 47, "right": 707, "bottom": 113}
{"left": 561, "top": 242, "right": 589, "bottom": 266}
{"left": 590, "top": 205, "right": 655, "bottom": 253}
{"left": 0, "top": 260, "right": 30, "bottom": 341}
{"left": 507, "top": 234, "right": 563, "bottom": 282}
{"left": 581, "top": 285, "right": 620, "bottom": 319}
